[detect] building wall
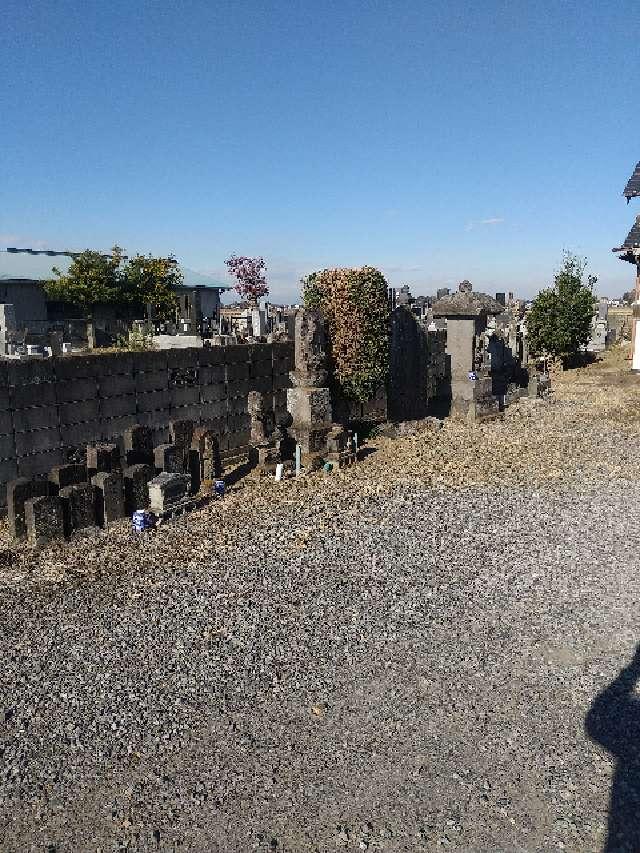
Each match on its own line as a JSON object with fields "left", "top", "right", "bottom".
{"left": 0, "top": 342, "right": 293, "bottom": 513}
{"left": 0, "top": 280, "right": 48, "bottom": 324}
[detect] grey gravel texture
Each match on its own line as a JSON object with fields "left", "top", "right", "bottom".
{"left": 2, "top": 350, "right": 640, "bottom": 852}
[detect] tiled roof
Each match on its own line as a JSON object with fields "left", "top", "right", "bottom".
{"left": 431, "top": 291, "right": 504, "bottom": 317}
{"left": 613, "top": 215, "right": 640, "bottom": 253}
{"left": 623, "top": 162, "right": 640, "bottom": 200}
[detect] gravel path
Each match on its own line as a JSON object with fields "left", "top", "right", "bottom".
{"left": 2, "top": 352, "right": 640, "bottom": 852}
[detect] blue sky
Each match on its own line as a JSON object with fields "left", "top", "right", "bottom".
{"left": 1, "top": 0, "right": 638, "bottom": 302}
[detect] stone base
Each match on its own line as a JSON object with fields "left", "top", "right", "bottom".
{"left": 287, "top": 386, "right": 332, "bottom": 428}
{"left": 249, "top": 443, "right": 281, "bottom": 476}
{"left": 291, "top": 425, "right": 333, "bottom": 455}
{"left": 326, "top": 449, "right": 356, "bottom": 469}
{"left": 467, "top": 397, "right": 502, "bottom": 422}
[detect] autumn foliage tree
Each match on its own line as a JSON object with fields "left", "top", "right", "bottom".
{"left": 527, "top": 252, "right": 596, "bottom": 365}
{"left": 301, "top": 266, "right": 390, "bottom": 402}
{"left": 225, "top": 255, "right": 269, "bottom": 304}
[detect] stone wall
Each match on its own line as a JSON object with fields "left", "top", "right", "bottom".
{"left": 0, "top": 342, "right": 293, "bottom": 512}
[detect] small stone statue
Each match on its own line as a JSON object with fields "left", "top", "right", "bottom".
{"left": 247, "top": 391, "right": 276, "bottom": 444}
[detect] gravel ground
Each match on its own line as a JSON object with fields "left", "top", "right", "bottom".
{"left": 2, "top": 350, "right": 640, "bottom": 852}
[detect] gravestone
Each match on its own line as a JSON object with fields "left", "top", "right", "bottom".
{"left": 24, "top": 495, "right": 65, "bottom": 546}
{"left": 48, "top": 463, "right": 87, "bottom": 490}
{"left": 8, "top": 478, "right": 53, "bottom": 541}
{"left": 325, "top": 426, "right": 355, "bottom": 469}
{"left": 92, "top": 470, "right": 126, "bottom": 526}
{"left": 87, "top": 443, "right": 121, "bottom": 478}
{"left": 248, "top": 391, "right": 276, "bottom": 444}
{"left": 148, "top": 473, "right": 191, "bottom": 513}
{"left": 191, "top": 428, "right": 222, "bottom": 481}
{"left": 123, "top": 464, "right": 154, "bottom": 515}
{"left": 169, "top": 419, "right": 195, "bottom": 473}
{"left": 248, "top": 391, "right": 281, "bottom": 475}
{"left": 59, "top": 482, "right": 97, "bottom": 535}
{"left": 123, "top": 425, "right": 154, "bottom": 466}
{"left": 287, "top": 309, "right": 334, "bottom": 457}
{"left": 154, "top": 444, "right": 180, "bottom": 474}
{"left": 187, "top": 448, "right": 201, "bottom": 495}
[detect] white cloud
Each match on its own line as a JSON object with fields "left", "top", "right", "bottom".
{"left": 466, "top": 217, "right": 505, "bottom": 231}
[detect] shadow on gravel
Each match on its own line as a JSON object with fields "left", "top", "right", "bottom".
{"left": 586, "top": 644, "right": 640, "bottom": 852}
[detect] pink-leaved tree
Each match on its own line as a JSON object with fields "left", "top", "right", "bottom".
{"left": 225, "top": 255, "right": 269, "bottom": 304}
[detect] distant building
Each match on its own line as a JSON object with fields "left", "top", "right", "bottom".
{"left": 0, "top": 279, "right": 47, "bottom": 324}
{"left": 458, "top": 279, "right": 473, "bottom": 293}
{"left": 495, "top": 292, "right": 506, "bottom": 307}
{"left": 436, "top": 287, "right": 450, "bottom": 300}
{"left": 396, "top": 285, "right": 413, "bottom": 306}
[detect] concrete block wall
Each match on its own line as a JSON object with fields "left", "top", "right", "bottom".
{"left": 0, "top": 342, "right": 293, "bottom": 513}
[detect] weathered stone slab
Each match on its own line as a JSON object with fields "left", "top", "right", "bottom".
{"left": 287, "top": 387, "right": 332, "bottom": 426}
{"left": 25, "top": 495, "right": 65, "bottom": 546}
{"left": 123, "top": 464, "right": 154, "bottom": 515}
{"left": 148, "top": 472, "right": 191, "bottom": 512}
{"left": 123, "top": 424, "right": 154, "bottom": 465}
{"left": 291, "top": 309, "right": 328, "bottom": 387}
{"left": 87, "top": 443, "right": 121, "bottom": 477}
{"left": 7, "top": 478, "right": 53, "bottom": 541}
{"left": 154, "top": 443, "right": 180, "bottom": 474}
{"left": 169, "top": 419, "right": 194, "bottom": 472}
{"left": 187, "top": 448, "right": 201, "bottom": 495}
{"left": 248, "top": 391, "right": 276, "bottom": 444}
{"left": 191, "top": 428, "right": 222, "bottom": 481}
{"left": 48, "top": 463, "right": 87, "bottom": 490}
{"left": 59, "top": 482, "right": 97, "bottom": 534}
{"left": 92, "top": 470, "right": 125, "bottom": 526}
{"left": 292, "top": 426, "right": 332, "bottom": 456}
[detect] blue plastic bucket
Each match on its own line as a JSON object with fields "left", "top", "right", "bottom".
{"left": 214, "top": 480, "right": 225, "bottom": 497}
{"left": 132, "top": 510, "right": 156, "bottom": 531}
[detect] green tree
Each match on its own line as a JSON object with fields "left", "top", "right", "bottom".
{"left": 527, "top": 252, "right": 596, "bottom": 365}
{"left": 45, "top": 246, "right": 181, "bottom": 321}
{"left": 124, "top": 254, "right": 181, "bottom": 321}
{"left": 45, "top": 246, "right": 124, "bottom": 310}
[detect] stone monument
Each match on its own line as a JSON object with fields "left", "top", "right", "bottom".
{"left": 286, "top": 309, "right": 334, "bottom": 459}
{"left": 248, "top": 390, "right": 280, "bottom": 475}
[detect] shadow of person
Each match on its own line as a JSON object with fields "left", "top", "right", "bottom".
{"left": 585, "top": 644, "right": 640, "bottom": 851}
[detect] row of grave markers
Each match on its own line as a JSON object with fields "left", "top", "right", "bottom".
{"left": 7, "top": 420, "right": 222, "bottom": 546}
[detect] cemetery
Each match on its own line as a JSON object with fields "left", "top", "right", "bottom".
{"left": 0, "top": 270, "right": 637, "bottom": 853}
{"left": 1, "top": 341, "right": 640, "bottom": 851}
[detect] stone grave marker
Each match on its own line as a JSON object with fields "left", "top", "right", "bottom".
{"left": 92, "top": 470, "right": 126, "bottom": 527}
{"left": 24, "top": 495, "right": 65, "bottom": 546}
{"left": 148, "top": 472, "right": 191, "bottom": 513}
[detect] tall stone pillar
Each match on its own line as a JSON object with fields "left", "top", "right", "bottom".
{"left": 286, "top": 309, "right": 334, "bottom": 456}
